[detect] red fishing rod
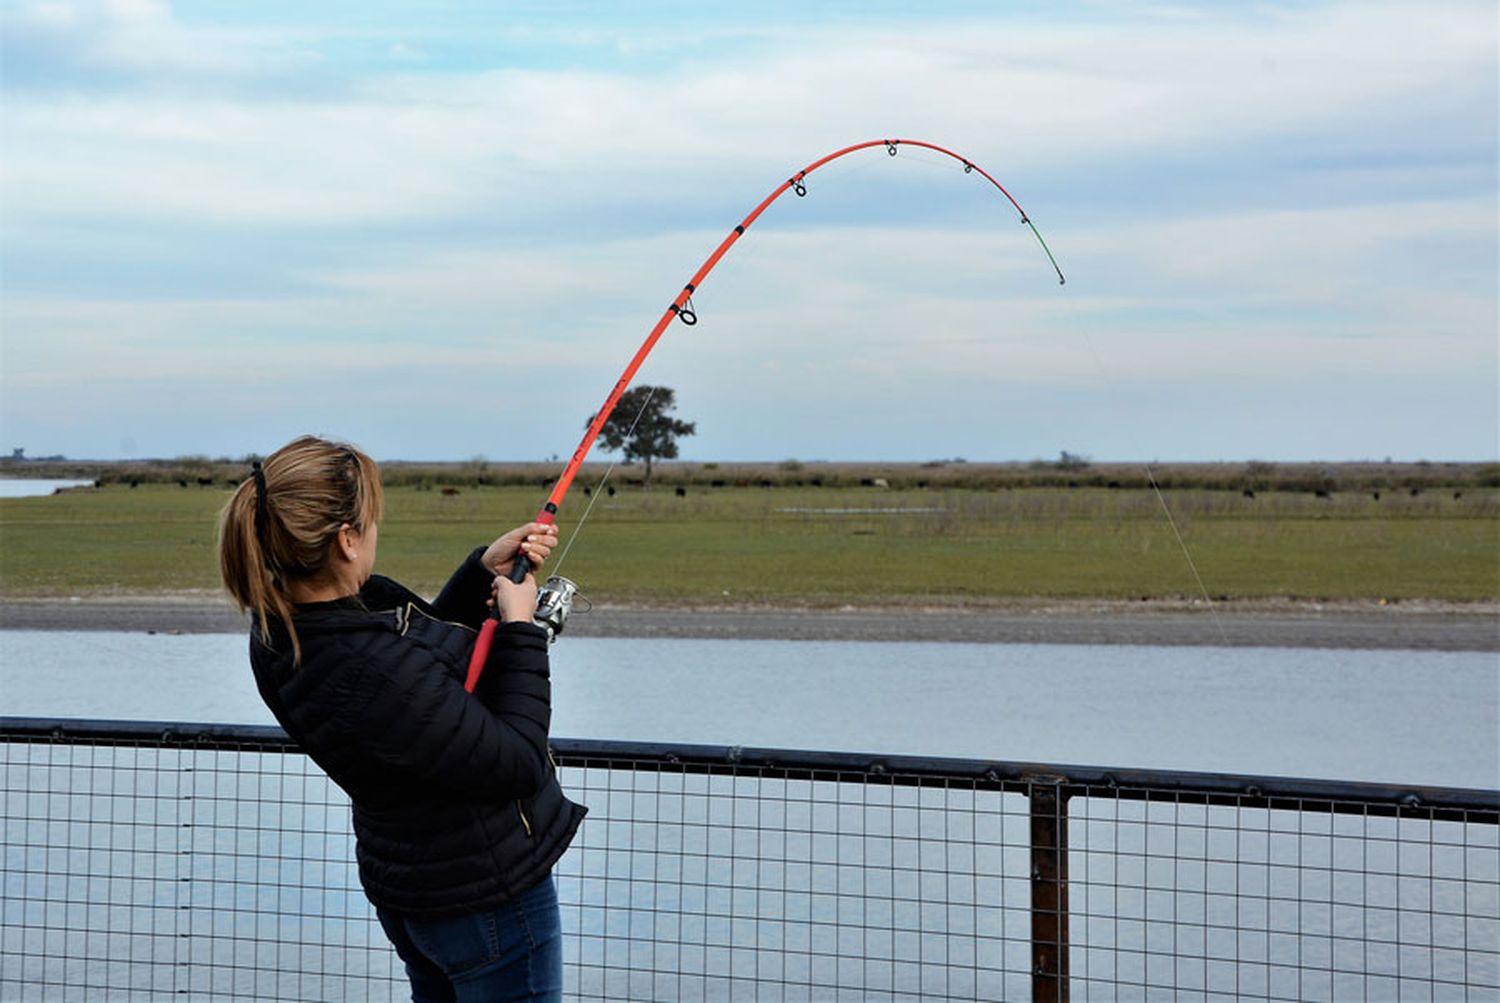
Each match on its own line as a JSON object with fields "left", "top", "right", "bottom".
{"left": 464, "top": 137, "right": 1064, "bottom": 691}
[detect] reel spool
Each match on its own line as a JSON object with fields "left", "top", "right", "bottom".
{"left": 533, "top": 575, "right": 581, "bottom": 642}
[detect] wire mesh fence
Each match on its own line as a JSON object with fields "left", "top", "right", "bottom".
{"left": 559, "top": 753, "right": 1033, "bottom": 1001}
{"left": 1064, "top": 784, "right": 1499, "bottom": 1001}
{"left": 2, "top": 718, "right": 1496, "bottom": 1002}
{"left": 2, "top": 728, "right": 396, "bottom": 1001}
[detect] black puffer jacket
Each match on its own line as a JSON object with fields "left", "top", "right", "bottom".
{"left": 249, "top": 547, "right": 585, "bottom": 918}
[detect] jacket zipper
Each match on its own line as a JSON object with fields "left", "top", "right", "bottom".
{"left": 516, "top": 801, "right": 534, "bottom": 838}
{"left": 398, "top": 602, "right": 478, "bottom": 636}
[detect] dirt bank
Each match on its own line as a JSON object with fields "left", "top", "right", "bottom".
{"left": 2, "top": 595, "right": 1494, "bottom": 650}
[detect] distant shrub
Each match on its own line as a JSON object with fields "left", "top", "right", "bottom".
{"left": 1243, "top": 460, "right": 1277, "bottom": 490}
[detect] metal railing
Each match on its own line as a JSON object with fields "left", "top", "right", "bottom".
{"left": 2, "top": 717, "right": 1496, "bottom": 1001}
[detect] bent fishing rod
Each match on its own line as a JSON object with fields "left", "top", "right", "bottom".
{"left": 464, "top": 137, "right": 1065, "bottom": 691}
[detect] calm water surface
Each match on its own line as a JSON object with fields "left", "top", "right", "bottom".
{"left": 0, "top": 478, "right": 93, "bottom": 498}
{"left": 2, "top": 631, "right": 1494, "bottom": 789}
{"left": 3, "top": 631, "right": 1496, "bottom": 1001}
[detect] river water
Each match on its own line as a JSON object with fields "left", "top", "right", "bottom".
{"left": 1, "top": 630, "right": 1494, "bottom": 789}
{"left": 3, "top": 630, "right": 1497, "bottom": 1001}
{"left": 0, "top": 478, "right": 94, "bottom": 498}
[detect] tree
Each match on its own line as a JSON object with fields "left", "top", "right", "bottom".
{"left": 588, "top": 385, "right": 696, "bottom": 485}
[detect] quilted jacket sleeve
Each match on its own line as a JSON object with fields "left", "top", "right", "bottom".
{"left": 330, "top": 622, "right": 554, "bottom": 800}
{"left": 429, "top": 547, "right": 496, "bottom": 629}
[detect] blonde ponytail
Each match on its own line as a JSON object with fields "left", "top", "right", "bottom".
{"left": 217, "top": 436, "right": 383, "bottom": 663}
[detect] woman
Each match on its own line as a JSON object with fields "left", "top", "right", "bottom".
{"left": 218, "top": 435, "right": 585, "bottom": 1002}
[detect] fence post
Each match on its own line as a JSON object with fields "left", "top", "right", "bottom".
{"left": 1029, "top": 776, "right": 1070, "bottom": 1003}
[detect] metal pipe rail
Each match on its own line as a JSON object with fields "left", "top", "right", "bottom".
{"left": 4, "top": 717, "right": 1497, "bottom": 1001}
{"left": 6, "top": 718, "right": 1494, "bottom": 813}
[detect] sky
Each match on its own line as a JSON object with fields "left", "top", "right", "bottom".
{"left": 1, "top": 0, "right": 1495, "bottom": 463}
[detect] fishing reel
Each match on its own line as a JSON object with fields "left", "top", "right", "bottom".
{"left": 533, "top": 575, "right": 582, "bottom": 642}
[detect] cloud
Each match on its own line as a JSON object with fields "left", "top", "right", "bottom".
{"left": 386, "top": 42, "right": 426, "bottom": 64}
{"left": 1, "top": 0, "right": 305, "bottom": 89}
{"left": 11, "top": 189, "right": 1478, "bottom": 401}
{"left": 2, "top": 3, "right": 1491, "bottom": 228}
{"left": 1, "top": 1, "right": 1494, "bottom": 460}
{"left": 1062, "top": 195, "right": 1496, "bottom": 309}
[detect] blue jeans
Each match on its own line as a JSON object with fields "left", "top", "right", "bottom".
{"left": 376, "top": 876, "right": 562, "bottom": 1003}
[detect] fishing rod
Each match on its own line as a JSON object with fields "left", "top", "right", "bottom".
{"left": 464, "top": 138, "right": 1065, "bottom": 692}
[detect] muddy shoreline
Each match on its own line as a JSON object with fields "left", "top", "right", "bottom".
{"left": 2, "top": 596, "right": 1495, "bottom": 651}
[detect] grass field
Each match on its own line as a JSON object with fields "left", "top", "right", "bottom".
{"left": 2, "top": 478, "right": 1496, "bottom": 603}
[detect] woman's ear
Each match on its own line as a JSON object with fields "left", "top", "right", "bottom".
{"left": 337, "top": 523, "right": 359, "bottom": 562}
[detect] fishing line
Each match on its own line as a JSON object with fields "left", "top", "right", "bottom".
{"left": 549, "top": 384, "right": 662, "bottom": 577}
{"left": 1056, "top": 281, "right": 1231, "bottom": 644}
{"left": 868, "top": 151, "right": 1220, "bottom": 634}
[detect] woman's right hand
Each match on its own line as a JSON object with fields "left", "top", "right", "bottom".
{"left": 491, "top": 572, "right": 539, "bottom": 623}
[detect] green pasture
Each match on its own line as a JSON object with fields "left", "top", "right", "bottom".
{"left": 0, "top": 482, "right": 1495, "bottom": 603}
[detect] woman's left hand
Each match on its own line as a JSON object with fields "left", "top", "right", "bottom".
{"left": 482, "top": 522, "right": 559, "bottom": 578}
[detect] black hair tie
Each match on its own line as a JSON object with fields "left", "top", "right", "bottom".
{"left": 251, "top": 461, "right": 269, "bottom": 542}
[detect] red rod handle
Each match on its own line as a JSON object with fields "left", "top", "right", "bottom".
{"left": 463, "top": 620, "right": 495, "bottom": 693}
{"left": 463, "top": 511, "right": 555, "bottom": 692}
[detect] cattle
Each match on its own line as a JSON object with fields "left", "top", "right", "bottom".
{"left": 675, "top": 487, "right": 687, "bottom": 497}
{"left": 440, "top": 487, "right": 461, "bottom": 497}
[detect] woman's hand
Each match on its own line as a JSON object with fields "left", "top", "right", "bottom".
{"left": 481, "top": 522, "right": 559, "bottom": 579}
{"left": 491, "top": 572, "right": 539, "bottom": 623}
